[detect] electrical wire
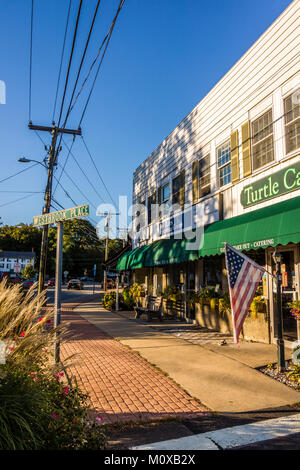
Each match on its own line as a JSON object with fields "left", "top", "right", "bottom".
{"left": 57, "top": 0, "right": 83, "bottom": 129}
{"left": 81, "top": 136, "right": 117, "bottom": 206}
{"left": 0, "top": 193, "right": 38, "bottom": 209}
{"left": 52, "top": 0, "right": 72, "bottom": 123}
{"left": 78, "top": 0, "right": 126, "bottom": 127}
{"left": 61, "top": 137, "right": 106, "bottom": 203}
{"left": 29, "top": 0, "right": 34, "bottom": 121}
{"left": 0, "top": 163, "right": 39, "bottom": 185}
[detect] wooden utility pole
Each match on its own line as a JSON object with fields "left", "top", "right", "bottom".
{"left": 104, "top": 214, "right": 110, "bottom": 292}
{"left": 29, "top": 122, "right": 81, "bottom": 294}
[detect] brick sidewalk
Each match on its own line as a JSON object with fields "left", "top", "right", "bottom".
{"left": 60, "top": 304, "right": 208, "bottom": 424}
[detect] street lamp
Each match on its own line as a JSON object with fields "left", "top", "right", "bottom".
{"left": 272, "top": 250, "right": 285, "bottom": 371}
{"left": 18, "top": 157, "right": 48, "bottom": 168}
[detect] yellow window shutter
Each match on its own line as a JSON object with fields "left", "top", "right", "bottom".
{"left": 158, "top": 186, "right": 162, "bottom": 219}
{"left": 179, "top": 170, "right": 185, "bottom": 208}
{"left": 230, "top": 130, "right": 239, "bottom": 183}
{"left": 192, "top": 160, "right": 198, "bottom": 204}
{"left": 241, "top": 121, "right": 252, "bottom": 177}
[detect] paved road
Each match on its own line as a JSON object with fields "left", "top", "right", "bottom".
{"left": 46, "top": 283, "right": 102, "bottom": 304}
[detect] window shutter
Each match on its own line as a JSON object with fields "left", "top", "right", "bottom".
{"left": 152, "top": 190, "right": 156, "bottom": 220}
{"left": 179, "top": 170, "right": 185, "bottom": 208}
{"left": 192, "top": 160, "right": 198, "bottom": 204}
{"left": 230, "top": 130, "right": 239, "bottom": 183}
{"left": 241, "top": 121, "right": 252, "bottom": 177}
{"left": 158, "top": 187, "right": 162, "bottom": 205}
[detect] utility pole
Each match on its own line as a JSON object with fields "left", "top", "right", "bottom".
{"left": 104, "top": 214, "right": 110, "bottom": 292}
{"left": 99, "top": 211, "right": 119, "bottom": 292}
{"left": 28, "top": 122, "right": 81, "bottom": 294}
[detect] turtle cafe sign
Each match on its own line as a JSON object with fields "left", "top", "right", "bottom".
{"left": 33, "top": 204, "right": 89, "bottom": 363}
{"left": 241, "top": 161, "right": 300, "bottom": 208}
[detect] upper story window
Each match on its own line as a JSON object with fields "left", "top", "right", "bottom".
{"left": 284, "top": 89, "right": 300, "bottom": 154}
{"left": 217, "top": 141, "right": 231, "bottom": 187}
{"left": 252, "top": 109, "right": 274, "bottom": 170}
{"left": 135, "top": 199, "right": 145, "bottom": 232}
{"left": 158, "top": 183, "right": 170, "bottom": 218}
{"left": 172, "top": 171, "right": 185, "bottom": 208}
{"left": 199, "top": 152, "right": 211, "bottom": 198}
{"left": 147, "top": 192, "right": 156, "bottom": 225}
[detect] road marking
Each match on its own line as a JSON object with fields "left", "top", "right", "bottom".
{"left": 132, "top": 414, "right": 300, "bottom": 450}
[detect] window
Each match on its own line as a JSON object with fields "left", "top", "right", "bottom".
{"left": 217, "top": 141, "right": 231, "bottom": 187}
{"left": 172, "top": 171, "right": 185, "bottom": 208}
{"left": 158, "top": 183, "right": 170, "bottom": 218}
{"left": 198, "top": 153, "right": 211, "bottom": 198}
{"left": 252, "top": 109, "right": 274, "bottom": 170}
{"left": 284, "top": 89, "right": 300, "bottom": 154}
{"left": 147, "top": 192, "right": 156, "bottom": 225}
{"left": 0, "top": 263, "right": 4, "bottom": 268}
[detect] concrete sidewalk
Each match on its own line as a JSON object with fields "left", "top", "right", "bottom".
{"left": 73, "top": 302, "right": 300, "bottom": 413}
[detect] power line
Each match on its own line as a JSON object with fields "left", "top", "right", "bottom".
{"left": 29, "top": 0, "right": 34, "bottom": 121}
{"left": 0, "top": 190, "right": 43, "bottom": 194}
{"left": 57, "top": 0, "right": 83, "bottom": 129}
{"left": 0, "top": 193, "right": 38, "bottom": 209}
{"left": 78, "top": 0, "right": 126, "bottom": 127}
{"left": 62, "top": 137, "right": 106, "bottom": 204}
{"left": 0, "top": 163, "right": 39, "bottom": 184}
{"left": 58, "top": 0, "right": 101, "bottom": 130}
{"left": 52, "top": 0, "right": 72, "bottom": 123}
{"left": 81, "top": 136, "right": 117, "bottom": 206}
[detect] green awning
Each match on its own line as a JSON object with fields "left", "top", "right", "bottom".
{"left": 116, "top": 196, "right": 300, "bottom": 269}
{"left": 116, "top": 238, "right": 198, "bottom": 270}
{"left": 199, "top": 196, "right": 300, "bottom": 257}
{"left": 143, "top": 238, "right": 198, "bottom": 267}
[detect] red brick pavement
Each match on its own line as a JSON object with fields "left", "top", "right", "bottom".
{"left": 60, "top": 303, "right": 208, "bottom": 424}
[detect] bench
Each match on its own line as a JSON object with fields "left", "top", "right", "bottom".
{"left": 163, "top": 299, "right": 185, "bottom": 321}
{"left": 134, "top": 296, "right": 163, "bottom": 322}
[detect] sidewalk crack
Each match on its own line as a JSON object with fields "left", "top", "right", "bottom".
{"left": 206, "top": 436, "right": 224, "bottom": 450}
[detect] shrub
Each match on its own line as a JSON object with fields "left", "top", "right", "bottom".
{"left": 0, "top": 280, "right": 106, "bottom": 450}
{"left": 102, "top": 292, "right": 117, "bottom": 311}
{"left": 218, "top": 293, "right": 231, "bottom": 316}
{"left": 22, "top": 264, "right": 36, "bottom": 280}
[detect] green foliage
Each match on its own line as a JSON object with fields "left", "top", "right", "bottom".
{"left": 130, "top": 282, "right": 145, "bottom": 299}
{"left": 0, "top": 221, "right": 124, "bottom": 279}
{"left": 288, "top": 364, "right": 300, "bottom": 383}
{"left": 163, "top": 285, "right": 183, "bottom": 302}
{"left": 197, "top": 287, "right": 219, "bottom": 304}
{"left": 249, "top": 296, "right": 267, "bottom": 318}
{"left": 0, "top": 280, "right": 106, "bottom": 450}
{"left": 121, "top": 286, "right": 135, "bottom": 310}
{"left": 22, "top": 264, "right": 35, "bottom": 280}
{"left": 218, "top": 293, "right": 231, "bottom": 315}
{"left": 0, "top": 363, "right": 106, "bottom": 450}
{"left": 103, "top": 292, "right": 117, "bottom": 311}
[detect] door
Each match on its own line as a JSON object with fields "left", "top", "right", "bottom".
{"left": 269, "top": 247, "right": 299, "bottom": 343}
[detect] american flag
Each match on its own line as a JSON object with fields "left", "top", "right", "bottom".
{"left": 225, "top": 243, "right": 265, "bottom": 344}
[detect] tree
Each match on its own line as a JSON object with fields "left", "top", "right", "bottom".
{"left": 0, "top": 221, "right": 124, "bottom": 279}
{"left": 22, "top": 264, "right": 36, "bottom": 280}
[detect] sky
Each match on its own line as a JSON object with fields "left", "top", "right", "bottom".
{"left": 0, "top": 0, "right": 294, "bottom": 235}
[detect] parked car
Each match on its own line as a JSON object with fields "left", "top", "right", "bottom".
{"left": 48, "top": 278, "right": 55, "bottom": 287}
{"left": 22, "top": 279, "right": 34, "bottom": 288}
{"left": 67, "top": 279, "right": 83, "bottom": 290}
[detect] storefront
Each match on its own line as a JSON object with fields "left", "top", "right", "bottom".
{"left": 117, "top": 196, "right": 300, "bottom": 346}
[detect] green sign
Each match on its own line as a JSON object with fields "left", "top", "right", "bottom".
{"left": 33, "top": 204, "right": 89, "bottom": 226}
{"left": 241, "top": 161, "right": 300, "bottom": 208}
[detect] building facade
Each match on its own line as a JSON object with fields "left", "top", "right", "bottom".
{"left": 0, "top": 251, "right": 36, "bottom": 274}
{"left": 118, "top": 1, "right": 300, "bottom": 347}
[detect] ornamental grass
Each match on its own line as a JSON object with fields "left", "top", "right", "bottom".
{"left": 0, "top": 280, "right": 106, "bottom": 450}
